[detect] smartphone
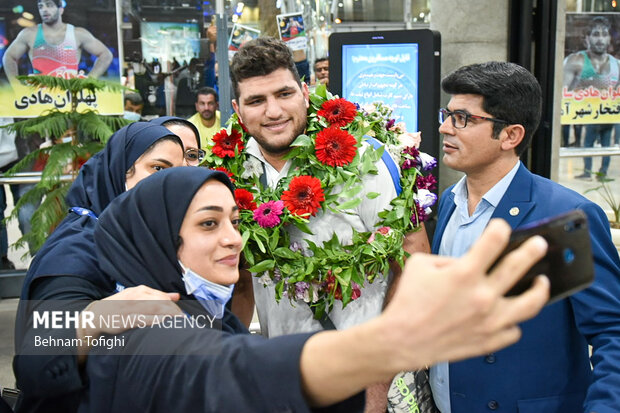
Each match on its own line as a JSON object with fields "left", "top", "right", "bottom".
{"left": 493, "top": 209, "right": 594, "bottom": 304}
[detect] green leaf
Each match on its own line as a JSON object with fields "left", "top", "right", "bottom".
{"left": 248, "top": 260, "right": 275, "bottom": 273}
{"left": 336, "top": 197, "right": 362, "bottom": 211}
{"left": 293, "top": 220, "right": 314, "bottom": 235}
{"left": 273, "top": 247, "right": 298, "bottom": 259}
{"left": 253, "top": 235, "right": 267, "bottom": 253}
{"left": 241, "top": 230, "right": 251, "bottom": 249}
{"left": 290, "top": 134, "right": 312, "bottom": 147}
{"left": 269, "top": 227, "right": 280, "bottom": 251}
{"left": 366, "top": 192, "right": 380, "bottom": 199}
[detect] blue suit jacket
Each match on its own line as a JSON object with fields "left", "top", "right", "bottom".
{"left": 432, "top": 164, "right": 620, "bottom": 413}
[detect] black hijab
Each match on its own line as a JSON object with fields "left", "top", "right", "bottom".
{"left": 95, "top": 167, "right": 234, "bottom": 299}
{"left": 149, "top": 116, "right": 201, "bottom": 148}
{"left": 64, "top": 122, "right": 180, "bottom": 216}
{"left": 21, "top": 123, "right": 183, "bottom": 298}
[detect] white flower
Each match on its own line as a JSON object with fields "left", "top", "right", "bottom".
{"left": 258, "top": 271, "right": 272, "bottom": 286}
{"left": 416, "top": 189, "right": 438, "bottom": 209}
{"left": 397, "top": 132, "right": 421, "bottom": 149}
{"left": 241, "top": 157, "right": 263, "bottom": 179}
{"left": 386, "top": 144, "right": 401, "bottom": 160}
{"left": 363, "top": 103, "right": 376, "bottom": 114}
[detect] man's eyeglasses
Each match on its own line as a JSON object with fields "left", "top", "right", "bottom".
{"left": 438, "top": 108, "right": 509, "bottom": 129}
{"left": 185, "top": 148, "right": 206, "bottom": 165}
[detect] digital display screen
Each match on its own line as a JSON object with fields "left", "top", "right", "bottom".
{"left": 140, "top": 22, "right": 200, "bottom": 64}
{"left": 342, "top": 43, "right": 419, "bottom": 132}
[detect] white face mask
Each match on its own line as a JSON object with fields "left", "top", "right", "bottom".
{"left": 178, "top": 261, "right": 234, "bottom": 318}
{"left": 123, "top": 111, "right": 141, "bottom": 121}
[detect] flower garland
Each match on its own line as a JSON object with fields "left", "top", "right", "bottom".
{"left": 205, "top": 85, "right": 437, "bottom": 319}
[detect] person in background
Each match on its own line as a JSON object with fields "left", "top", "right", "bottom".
{"left": 123, "top": 92, "right": 143, "bottom": 121}
{"left": 187, "top": 87, "right": 220, "bottom": 149}
{"left": 0, "top": 117, "right": 20, "bottom": 269}
{"left": 150, "top": 116, "right": 205, "bottom": 167}
{"left": 432, "top": 61, "right": 620, "bottom": 413}
{"left": 0, "top": 118, "right": 41, "bottom": 262}
{"left": 314, "top": 57, "right": 329, "bottom": 88}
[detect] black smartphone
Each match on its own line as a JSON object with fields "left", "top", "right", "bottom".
{"left": 493, "top": 209, "right": 594, "bottom": 304}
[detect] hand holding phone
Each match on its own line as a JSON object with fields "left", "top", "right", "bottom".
{"left": 492, "top": 209, "right": 594, "bottom": 304}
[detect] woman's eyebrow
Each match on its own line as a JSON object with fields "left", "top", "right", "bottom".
{"left": 196, "top": 205, "right": 240, "bottom": 213}
{"left": 152, "top": 158, "right": 174, "bottom": 167}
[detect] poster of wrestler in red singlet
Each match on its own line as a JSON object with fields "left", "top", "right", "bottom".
{"left": 0, "top": 0, "right": 122, "bottom": 117}
{"left": 276, "top": 12, "right": 307, "bottom": 52}
{"left": 563, "top": 13, "right": 620, "bottom": 125}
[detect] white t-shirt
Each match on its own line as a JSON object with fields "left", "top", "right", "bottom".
{"left": 246, "top": 138, "right": 399, "bottom": 337}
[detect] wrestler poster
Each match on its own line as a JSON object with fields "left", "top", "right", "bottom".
{"left": 0, "top": 0, "right": 123, "bottom": 117}
{"left": 276, "top": 12, "right": 307, "bottom": 52}
{"left": 562, "top": 13, "right": 620, "bottom": 124}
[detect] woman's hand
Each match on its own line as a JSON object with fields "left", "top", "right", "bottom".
{"left": 76, "top": 285, "right": 182, "bottom": 361}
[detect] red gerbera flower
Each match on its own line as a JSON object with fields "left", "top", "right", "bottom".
{"left": 281, "top": 175, "right": 325, "bottom": 217}
{"left": 234, "top": 188, "right": 257, "bottom": 211}
{"left": 317, "top": 98, "right": 357, "bottom": 127}
{"left": 212, "top": 129, "right": 244, "bottom": 158}
{"left": 325, "top": 272, "right": 343, "bottom": 301}
{"left": 315, "top": 127, "right": 357, "bottom": 167}
{"left": 214, "top": 167, "right": 235, "bottom": 183}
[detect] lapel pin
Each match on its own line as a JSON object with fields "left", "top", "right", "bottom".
{"left": 509, "top": 207, "right": 520, "bottom": 216}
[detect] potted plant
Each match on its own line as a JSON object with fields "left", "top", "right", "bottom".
{"left": 585, "top": 173, "right": 620, "bottom": 253}
{"left": 1, "top": 75, "right": 130, "bottom": 253}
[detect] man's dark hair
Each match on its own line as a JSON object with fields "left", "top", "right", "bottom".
{"left": 441, "top": 61, "right": 542, "bottom": 156}
{"left": 195, "top": 86, "right": 218, "bottom": 103}
{"left": 124, "top": 92, "right": 143, "bottom": 106}
{"left": 586, "top": 16, "right": 611, "bottom": 35}
{"left": 39, "top": 0, "right": 64, "bottom": 7}
{"left": 230, "top": 36, "right": 300, "bottom": 100}
{"left": 314, "top": 57, "right": 328, "bottom": 70}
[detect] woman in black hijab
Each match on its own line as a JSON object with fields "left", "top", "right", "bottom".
{"left": 85, "top": 167, "right": 363, "bottom": 412}
{"left": 14, "top": 122, "right": 185, "bottom": 413}
{"left": 150, "top": 116, "right": 205, "bottom": 166}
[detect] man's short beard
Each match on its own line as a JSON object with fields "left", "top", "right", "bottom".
{"left": 200, "top": 111, "right": 215, "bottom": 121}
{"left": 252, "top": 121, "right": 306, "bottom": 157}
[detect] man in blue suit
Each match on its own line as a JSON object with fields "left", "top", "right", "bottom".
{"left": 431, "top": 61, "right": 620, "bottom": 413}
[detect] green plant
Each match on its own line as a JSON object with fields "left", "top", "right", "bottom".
{"left": 585, "top": 173, "right": 620, "bottom": 229}
{"left": 1, "top": 75, "right": 131, "bottom": 253}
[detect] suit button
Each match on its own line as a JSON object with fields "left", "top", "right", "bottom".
{"left": 488, "top": 400, "right": 499, "bottom": 410}
{"left": 485, "top": 354, "right": 496, "bottom": 364}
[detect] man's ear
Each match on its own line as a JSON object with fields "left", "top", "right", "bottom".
{"left": 232, "top": 99, "right": 242, "bottom": 122}
{"left": 500, "top": 124, "right": 525, "bottom": 151}
{"left": 302, "top": 82, "right": 310, "bottom": 108}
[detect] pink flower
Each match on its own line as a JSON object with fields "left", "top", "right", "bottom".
{"left": 253, "top": 200, "right": 284, "bottom": 228}
{"left": 351, "top": 281, "right": 362, "bottom": 301}
{"left": 368, "top": 226, "right": 392, "bottom": 243}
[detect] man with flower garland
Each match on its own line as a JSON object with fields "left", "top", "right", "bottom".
{"left": 229, "top": 36, "right": 431, "bottom": 411}
{"left": 432, "top": 61, "right": 620, "bottom": 413}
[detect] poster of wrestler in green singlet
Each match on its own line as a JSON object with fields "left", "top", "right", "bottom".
{"left": 0, "top": 0, "right": 122, "bottom": 117}
{"left": 563, "top": 13, "right": 620, "bottom": 125}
